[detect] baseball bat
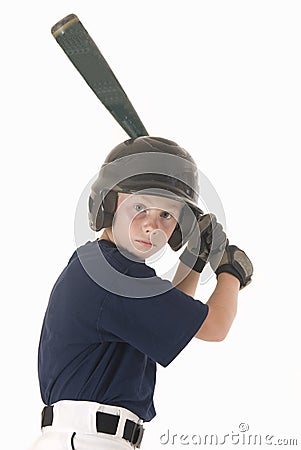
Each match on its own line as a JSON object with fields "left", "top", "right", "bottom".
{"left": 51, "top": 14, "right": 149, "bottom": 138}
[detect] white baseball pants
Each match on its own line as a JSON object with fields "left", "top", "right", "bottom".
{"left": 29, "top": 400, "right": 144, "bottom": 450}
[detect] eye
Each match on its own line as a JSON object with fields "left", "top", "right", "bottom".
{"left": 161, "top": 211, "right": 172, "bottom": 219}
{"left": 134, "top": 204, "right": 145, "bottom": 212}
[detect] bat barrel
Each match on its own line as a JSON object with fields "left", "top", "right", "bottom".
{"left": 51, "top": 14, "right": 149, "bottom": 138}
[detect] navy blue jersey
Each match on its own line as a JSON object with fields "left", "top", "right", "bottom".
{"left": 38, "top": 239, "right": 209, "bottom": 421}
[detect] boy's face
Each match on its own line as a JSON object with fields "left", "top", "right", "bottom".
{"left": 105, "top": 192, "right": 184, "bottom": 259}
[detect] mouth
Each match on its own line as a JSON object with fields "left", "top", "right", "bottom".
{"left": 135, "top": 239, "right": 154, "bottom": 248}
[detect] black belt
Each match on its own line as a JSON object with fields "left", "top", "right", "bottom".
{"left": 41, "top": 405, "right": 144, "bottom": 448}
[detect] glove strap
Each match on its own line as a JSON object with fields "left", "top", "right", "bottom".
{"left": 215, "top": 264, "right": 244, "bottom": 288}
{"left": 179, "top": 249, "right": 206, "bottom": 273}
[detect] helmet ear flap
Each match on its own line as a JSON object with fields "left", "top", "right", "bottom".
{"left": 168, "top": 223, "right": 184, "bottom": 251}
{"left": 102, "top": 190, "right": 118, "bottom": 228}
{"left": 89, "top": 190, "right": 118, "bottom": 231}
{"left": 168, "top": 207, "right": 200, "bottom": 251}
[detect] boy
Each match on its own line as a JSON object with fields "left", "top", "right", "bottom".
{"left": 30, "top": 136, "right": 253, "bottom": 449}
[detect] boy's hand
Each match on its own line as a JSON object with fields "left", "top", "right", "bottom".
{"left": 213, "top": 244, "right": 253, "bottom": 289}
{"left": 179, "top": 213, "right": 227, "bottom": 273}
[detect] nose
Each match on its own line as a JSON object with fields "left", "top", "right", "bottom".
{"left": 141, "top": 209, "right": 160, "bottom": 234}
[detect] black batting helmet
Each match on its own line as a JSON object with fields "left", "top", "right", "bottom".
{"left": 88, "top": 136, "right": 203, "bottom": 251}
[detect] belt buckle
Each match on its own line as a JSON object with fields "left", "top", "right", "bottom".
{"left": 132, "top": 423, "right": 144, "bottom": 449}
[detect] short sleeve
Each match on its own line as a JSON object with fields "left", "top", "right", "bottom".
{"left": 99, "top": 277, "right": 209, "bottom": 367}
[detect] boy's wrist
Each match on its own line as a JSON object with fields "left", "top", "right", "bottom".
{"left": 216, "top": 272, "right": 240, "bottom": 289}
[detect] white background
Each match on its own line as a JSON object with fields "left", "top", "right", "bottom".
{"left": 1, "top": 1, "right": 300, "bottom": 449}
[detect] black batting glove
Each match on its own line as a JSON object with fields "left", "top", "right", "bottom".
{"left": 179, "top": 213, "right": 227, "bottom": 273}
{"left": 213, "top": 244, "right": 253, "bottom": 289}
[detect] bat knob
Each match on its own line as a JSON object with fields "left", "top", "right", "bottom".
{"left": 51, "top": 13, "right": 79, "bottom": 37}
